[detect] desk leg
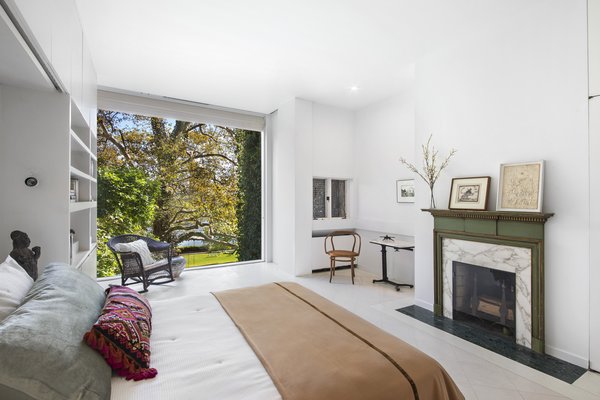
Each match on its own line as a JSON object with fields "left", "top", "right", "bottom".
{"left": 372, "top": 244, "right": 414, "bottom": 291}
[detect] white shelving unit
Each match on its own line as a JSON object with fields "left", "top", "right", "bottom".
{"left": 69, "top": 100, "right": 97, "bottom": 273}
{"left": 0, "top": 0, "right": 98, "bottom": 278}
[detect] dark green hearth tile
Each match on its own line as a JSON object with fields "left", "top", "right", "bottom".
{"left": 397, "top": 305, "right": 586, "bottom": 384}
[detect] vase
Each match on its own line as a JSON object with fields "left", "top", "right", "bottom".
{"left": 429, "top": 186, "right": 436, "bottom": 209}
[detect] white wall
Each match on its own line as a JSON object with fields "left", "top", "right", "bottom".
{"left": 354, "top": 92, "right": 416, "bottom": 236}
{"left": 413, "top": 1, "right": 589, "bottom": 366}
{"left": 312, "top": 103, "right": 356, "bottom": 232}
{"left": 0, "top": 86, "right": 71, "bottom": 270}
{"left": 271, "top": 98, "right": 313, "bottom": 276}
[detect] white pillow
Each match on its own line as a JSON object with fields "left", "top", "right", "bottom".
{"left": 0, "top": 255, "right": 34, "bottom": 322}
{"left": 114, "top": 239, "right": 155, "bottom": 266}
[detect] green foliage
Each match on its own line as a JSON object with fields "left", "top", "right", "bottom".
{"left": 97, "top": 110, "right": 257, "bottom": 277}
{"left": 235, "top": 130, "right": 262, "bottom": 261}
{"left": 96, "top": 166, "right": 159, "bottom": 277}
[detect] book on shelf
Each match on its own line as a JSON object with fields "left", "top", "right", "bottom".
{"left": 70, "top": 178, "right": 79, "bottom": 202}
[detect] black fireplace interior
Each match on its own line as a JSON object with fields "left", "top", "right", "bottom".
{"left": 452, "top": 261, "right": 516, "bottom": 337}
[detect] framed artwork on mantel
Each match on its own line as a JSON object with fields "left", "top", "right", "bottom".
{"left": 497, "top": 160, "right": 544, "bottom": 212}
{"left": 396, "top": 179, "right": 415, "bottom": 203}
{"left": 448, "top": 176, "right": 491, "bottom": 210}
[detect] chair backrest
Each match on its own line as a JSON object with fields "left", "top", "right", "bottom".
{"left": 107, "top": 234, "right": 145, "bottom": 254}
{"left": 324, "top": 230, "right": 361, "bottom": 255}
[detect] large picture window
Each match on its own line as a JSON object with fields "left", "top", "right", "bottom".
{"left": 96, "top": 107, "right": 263, "bottom": 277}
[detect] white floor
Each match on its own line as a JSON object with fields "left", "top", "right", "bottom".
{"left": 106, "top": 262, "right": 600, "bottom": 400}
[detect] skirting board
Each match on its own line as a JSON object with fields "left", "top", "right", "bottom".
{"left": 312, "top": 265, "right": 352, "bottom": 273}
{"left": 545, "top": 345, "right": 589, "bottom": 369}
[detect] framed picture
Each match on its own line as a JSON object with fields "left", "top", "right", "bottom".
{"left": 497, "top": 160, "right": 544, "bottom": 212}
{"left": 448, "top": 176, "right": 491, "bottom": 210}
{"left": 396, "top": 179, "right": 415, "bottom": 203}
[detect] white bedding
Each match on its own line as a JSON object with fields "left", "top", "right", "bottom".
{"left": 109, "top": 283, "right": 281, "bottom": 400}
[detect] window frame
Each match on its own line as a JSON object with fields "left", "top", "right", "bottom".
{"left": 313, "top": 177, "right": 349, "bottom": 220}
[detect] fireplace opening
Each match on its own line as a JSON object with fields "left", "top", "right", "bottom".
{"left": 452, "top": 261, "right": 516, "bottom": 337}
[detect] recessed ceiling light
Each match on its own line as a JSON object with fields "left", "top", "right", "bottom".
{"left": 350, "top": 85, "right": 359, "bottom": 92}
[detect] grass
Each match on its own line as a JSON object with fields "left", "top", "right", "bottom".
{"left": 180, "top": 251, "right": 238, "bottom": 268}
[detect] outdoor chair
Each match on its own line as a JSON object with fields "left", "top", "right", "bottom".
{"left": 107, "top": 234, "right": 174, "bottom": 292}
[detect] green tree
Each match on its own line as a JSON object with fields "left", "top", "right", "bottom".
{"left": 97, "top": 110, "right": 239, "bottom": 247}
{"left": 96, "top": 166, "right": 159, "bottom": 277}
{"left": 236, "top": 130, "right": 262, "bottom": 261}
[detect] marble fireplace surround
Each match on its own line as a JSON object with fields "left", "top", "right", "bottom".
{"left": 425, "top": 209, "right": 553, "bottom": 353}
{"left": 442, "top": 239, "right": 532, "bottom": 347}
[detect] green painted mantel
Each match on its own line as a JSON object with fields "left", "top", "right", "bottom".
{"left": 422, "top": 208, "right": 554, "bottom": 353}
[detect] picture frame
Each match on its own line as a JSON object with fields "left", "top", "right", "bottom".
{"left": 396, "top": 179, "right": 415, "bottom": 203}
{"left": 497, "top": 160, "right": 544, "bottom": 212}
{"left": 448, "top": 176, "right": 491, "bottom": 210}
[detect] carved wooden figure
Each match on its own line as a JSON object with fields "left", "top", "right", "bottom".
{"left": 9, "top": 230, "right": 41, "bottom": 280}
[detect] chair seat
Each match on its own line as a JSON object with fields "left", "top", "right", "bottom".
{"left": 143, "top": 259, "right": 170, "bottom": 271}
{"left": 327, "top": 250, "right": 359, "bottom": 258}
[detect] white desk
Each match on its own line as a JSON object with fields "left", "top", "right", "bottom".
{"left": 369, "top": 237, "right": 414, "bottom": 291}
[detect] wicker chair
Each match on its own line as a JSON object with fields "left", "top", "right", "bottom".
{"left": 107, "top": 234, "right": 174, "bottom": 292}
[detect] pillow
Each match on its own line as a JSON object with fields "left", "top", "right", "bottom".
{"left": 0, "top": 256, "right": 34, "bottom": 322}
{"left": 114, "top": 239, "right": 155, "bottom": 266}
{"left": 84, "top": 285, "right": 157, "bottom": 381}
{"left": 0, "top": 263, "right": 111, "bottom": 400}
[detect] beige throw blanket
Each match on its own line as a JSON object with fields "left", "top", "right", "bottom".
{"left": 213, "top": 282, "right": 464, "bottom": 400}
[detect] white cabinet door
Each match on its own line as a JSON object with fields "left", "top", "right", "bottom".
{"left": 51, "top": 0, "right": 72, "bottom": 93}
{"left": 70, "top": 2, "right": 83, "bottom": 112}
{"left": 11, "top": 0, "right": 52, "bottom": 63}
{"left": 590, "top": 0, "right": 600, "bottom": 96}
{"left": 591, "top": 96, "right": 600, "bottom": 371}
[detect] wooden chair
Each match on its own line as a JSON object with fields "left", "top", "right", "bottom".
{"left": 324, "top": 230, "right": 361, "bottom": 284}
{"left": 107, "top": 234, "right": 174, "bottom": 292}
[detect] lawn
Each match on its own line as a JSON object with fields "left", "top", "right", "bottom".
{"left": 181, "top": 251, "right": 239, "bottom": 268}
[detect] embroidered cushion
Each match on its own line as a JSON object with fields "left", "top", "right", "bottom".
{"left": 114, "top": 239, "right": 155, "bottom": 266}
{"left": 84, "top": 286, "right": 157, "bottom": 381}
{"left": 0, "top": 256, "right": 33, "bottom": 322}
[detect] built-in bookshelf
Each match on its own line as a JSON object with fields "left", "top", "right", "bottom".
{"left": 69, "top": 100, "right": 97, "bottom": 273}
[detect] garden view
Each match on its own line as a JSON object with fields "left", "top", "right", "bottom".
{"left": 96, "top": 110, "right": 261, "bottom": 277}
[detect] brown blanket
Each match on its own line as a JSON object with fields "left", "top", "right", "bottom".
{"left": 213, "top": 282, "right": 464, "bottom": 400}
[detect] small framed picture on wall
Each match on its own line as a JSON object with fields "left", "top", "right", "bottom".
{"left": 396, "top": 179, "right": 415, "bottom": 203}
{"left": 448, "top": 176, "right": 491, "bottom": 210}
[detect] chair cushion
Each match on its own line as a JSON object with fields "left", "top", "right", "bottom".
{"left": 84, "top": 286, "right": 157, "bottom": 381}
{"left": 114, "top": 239, "right": 155, "bottom": 266}
{"left": 327, "top": 250, "right": 359, "bottom": 257}
{"left": 0, "top": 256, "right": 33, "bottom": 322}
{"left": 0, "top": 263, "right": 111, "bottom": 400}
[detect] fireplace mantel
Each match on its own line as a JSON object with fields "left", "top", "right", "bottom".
{"left": 423, "top": 208, "right": 553, "bottom": 353}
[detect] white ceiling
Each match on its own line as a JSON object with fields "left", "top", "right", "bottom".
{"left": 76, "top": 0, "right": 539, "bottom": 114}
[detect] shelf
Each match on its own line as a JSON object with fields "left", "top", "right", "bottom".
{"left": 69, "top": 201, "right": 97, "bottom": 213}
{"left": 70, "top": 99, "right": 88, "bottom": 131}
{"left": 70, "top": 166, "right": 96, "bottom": 182}
{"left": 71, "top": 243, "right": 97, "bottom": 270}
{"left": 70, "top": 130, "right": 92, "bottom": 156}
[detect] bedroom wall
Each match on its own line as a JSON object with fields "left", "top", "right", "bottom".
{"left": 351, "top": 92, "right": 416, "bottom": 282}
{"left": 312, "top": 103, "right": 355, "bottom": 232}
{"left": 271, "top": 98, "right": 313, "bottom": 276}
{"left": 413, "top": 0, "right": 589, "bottom": 366}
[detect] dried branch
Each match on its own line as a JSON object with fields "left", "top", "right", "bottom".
{"left": 399, "top": 134, "right": 456, "bottom": 190}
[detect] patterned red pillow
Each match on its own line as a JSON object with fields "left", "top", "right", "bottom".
{"left": 84, "top": 286, "right": 157, "bottom": 380}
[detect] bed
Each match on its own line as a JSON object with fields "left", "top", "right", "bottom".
{"left": 0, "top": 264, "right": 463, "bottom": 400}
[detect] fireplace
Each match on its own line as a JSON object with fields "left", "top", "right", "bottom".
{"left": 453, "top": 261, "right": 516, "bottom": 336}
{"left": 424, "top": 209, "right": 553, "bottom": 353}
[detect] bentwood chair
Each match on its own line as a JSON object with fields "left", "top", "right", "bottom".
{"left": 107, "top": 234, "right": 174, "bottom": 292}
{"left": 324, "top": 230, "right": 361, "bottom": 284}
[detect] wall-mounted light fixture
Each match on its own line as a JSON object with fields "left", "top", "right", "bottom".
{"left": 24, "top": 177, "right": 38, "bottom": 187}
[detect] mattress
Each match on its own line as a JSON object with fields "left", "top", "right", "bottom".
{"left": 110, "top": 290, "right": 280, "bottom": 400}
